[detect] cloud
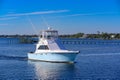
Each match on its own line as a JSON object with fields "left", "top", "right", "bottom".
{"left": 6, "top": 10, "right": 69, "bottom": 17}
{"left": 0, "top": 17, "right": 18, "bottom": 20}
{"left": 64, "top": 12, "right": 119, "bottom": 17}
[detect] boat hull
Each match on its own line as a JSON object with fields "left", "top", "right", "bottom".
{"left": 28, "top": 52, "right": 78, "bottom": 63}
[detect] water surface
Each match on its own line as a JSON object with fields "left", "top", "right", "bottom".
{"left": 0, "top": 38, "right": 120, "bottom": 79}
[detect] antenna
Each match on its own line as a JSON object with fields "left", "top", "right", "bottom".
{"left": 26, "top": 15, "right": 39, "bottom": 35}
{"left": 41, "top": 16, "right": 51, "bottom": 29}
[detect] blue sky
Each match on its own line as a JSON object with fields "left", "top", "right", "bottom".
{"left": 0, "top": 0, "right": 120, "bottom": 35}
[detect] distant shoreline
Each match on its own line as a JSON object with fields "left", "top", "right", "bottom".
{"left": 0, "top": 32, "right": 120, "bottom": 40}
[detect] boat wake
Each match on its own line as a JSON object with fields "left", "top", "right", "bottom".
{"left": 0, "top": 55, "right": 27, "bottom": 61}
{"left": 80, "top": 53, "right": 120, "bottom": 56}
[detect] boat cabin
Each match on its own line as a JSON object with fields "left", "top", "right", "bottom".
{"left": 36, "top": 28, "right": 66, "bottom": 51}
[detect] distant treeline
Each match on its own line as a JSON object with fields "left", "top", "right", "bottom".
{"left": 59, "top": 33, "right": 84, "bottom": 38}
{"left": 85, "top": 33, "right": 120, "bottom": 39}
{"left": 60, "top": 32, "right": 120, "bottom": 39}
{"left": 0, "top": 35, "right": 38, "bottom": 38}
{"left": 1, "top": 32, "right": 120, "bottom": 39}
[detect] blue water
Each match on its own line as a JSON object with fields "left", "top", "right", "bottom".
{"left": 1, "top": 38, "right": 120, "bottom": 79}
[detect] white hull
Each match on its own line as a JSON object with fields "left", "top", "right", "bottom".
{"left": 28, "top": 52, "right": 79, "bottom": 63}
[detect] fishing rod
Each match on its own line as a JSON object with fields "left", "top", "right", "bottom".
{"left": 26, "top": 15, "right": 39, "bottom": 36}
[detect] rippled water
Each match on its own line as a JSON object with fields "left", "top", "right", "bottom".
{"left": 1, "top": 38, "right": 120, "bottom": 79}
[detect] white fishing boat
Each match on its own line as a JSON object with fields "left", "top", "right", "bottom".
{"left": 28, "top": 27, "right": 80, "bottom": 63}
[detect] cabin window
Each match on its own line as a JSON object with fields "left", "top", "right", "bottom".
{"left": 38, "top": 45, "right": 49, "bottom": 50}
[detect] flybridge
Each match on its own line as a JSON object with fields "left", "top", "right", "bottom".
{"left": 40, "top": 27, "right": 58, "bottom": 39}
